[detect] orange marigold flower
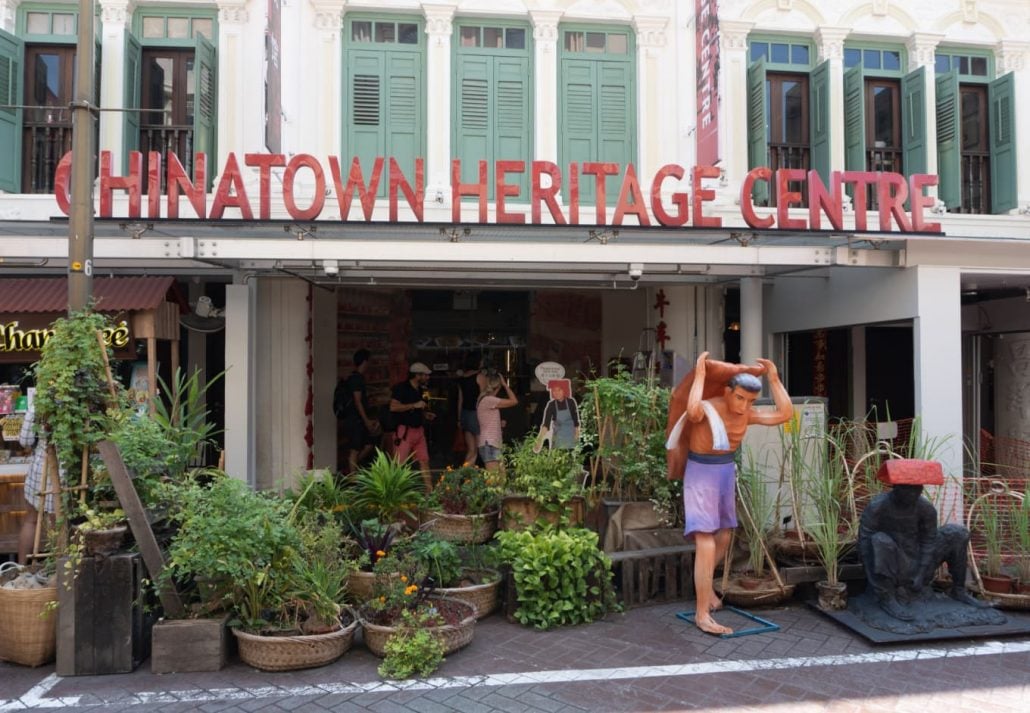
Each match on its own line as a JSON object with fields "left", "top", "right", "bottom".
{"left": 379, "top": 596, "right": 386, "bottom": 603}
{"left": 375, "top": 549, "right": 386, "bottom": 558}
{"left": 400, "top": 575, "right": 408, "bottom": 582}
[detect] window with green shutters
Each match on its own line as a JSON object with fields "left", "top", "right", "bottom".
{"left": 0, "top": 29, "right": 23, "bottom": 193}
{"left": 934, "top": 49, "right": 1015, "bottom": 214}
{"left": 130, "top": 8, "right": 218, "bottom": 190}
{"left": 453, "top": 21, "right": 532, "bottom": 201}
{"left": 344, "top": 15, "right": 425, "bottom": 199}
{"left": 745, "top": 36, "right": 823, "bottom": 207}
{"left": 841, "top": 43, "right": 924, "bottom": 209}
{"left": 559, "top": 25, "right": 635, "bottom": 207}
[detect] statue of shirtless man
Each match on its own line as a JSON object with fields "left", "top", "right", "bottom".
{"left": 668, "top": 352, "right": 793, "bottom": 635}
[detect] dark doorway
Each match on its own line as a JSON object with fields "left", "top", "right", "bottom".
{"left": 865, "top": 325, "right": 913, "bottom": 420}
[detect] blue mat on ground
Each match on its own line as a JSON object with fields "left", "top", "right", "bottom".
{"left": 676, "top": 606, "right": 780, "bottom": 638}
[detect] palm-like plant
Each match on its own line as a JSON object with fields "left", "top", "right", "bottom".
{"left": 1014, "top": 492, "right": 1030, "bottom": 584}
{"left": 736, "top": 450, "right": 776, "bottom": 578}
{"left": 352, "top": 450, "right": 423, "bottom": 523}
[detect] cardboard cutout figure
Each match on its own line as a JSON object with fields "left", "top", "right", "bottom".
{"left": 533, "top": 378, "right": 580, "bottom": 452}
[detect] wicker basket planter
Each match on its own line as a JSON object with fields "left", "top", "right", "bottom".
{"left": 360, "top": 596, "right": 475, "bottom": 658}
{"left": 715, "top": 577, "right": 796, "bottom": 608}
{"left": 0, "top": 570, "right": 58, "bottom": 667}
{"left": 423, "top": 510, "right": 498, "bottom": 544}
{"left": 233, "top": 613, "right": 358, "bottom": 672}
{"left": 434, "top": 568, "right": 501, "bottom": 619}
{"left": 346, "top": 570, "right": 400, "bottom": 603}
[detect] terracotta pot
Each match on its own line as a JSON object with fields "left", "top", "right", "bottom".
{"left": 816, "top": 580, "right": 848, "bottom": 611}
{"left": 500, "top": 495, "right": 585, "bottom": 531}
{"left": 981, "top": 573, "right": 1015, "bottom": 594}
{"left": 346, "top": 570, "right": 401, "bottom": 602}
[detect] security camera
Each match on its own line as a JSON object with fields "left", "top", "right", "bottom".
{"left": 322, "top": 259, "right": 339, "bottom": 276}
{"left": 628, "top": 263, "right": 644, "bottom": 281}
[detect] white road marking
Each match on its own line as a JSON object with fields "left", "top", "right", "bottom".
{"left": 2, "top": 639, "right": 1028, "bottom": 710}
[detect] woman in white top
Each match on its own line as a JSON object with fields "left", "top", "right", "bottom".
{"left": 475, "top": 374, "right": 518, "bottom": 471}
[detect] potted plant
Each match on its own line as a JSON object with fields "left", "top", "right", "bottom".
{"left": 344, "top": 518, "right": 403, "bottom": 602}
{"left": 422, "top": 464, "right": 502, "bottom": 544}
{"left": 494, "top": 527, "right": 619, "bottom": 629}
{"left": 502, "top": 435, "right": 585, "bottom": 530}
{"left": 358, "top": 553, "right": 476, "bottom": 659}
{"left": 806, "top": 434, "right": 857, "bottom": 610}
{"left": 719, "top": 451, "right": 795, "bottom": 607}
{"left": 352, "top": 449, "right": 423, "bottom": 526}
{"left": 978, "top": 496, "right": 1014, "bottom": 594}
{"left": 1014, "top": 492, "right": 1030, "bottom": 595}
{"left": 406, "top": 532, "right": 501, "bottom": 619}
{"left": 73, "top": 506, "right": 128, "bottom": 557}
{"left": 163, "top": 475, "right": 359, "bottom": 672}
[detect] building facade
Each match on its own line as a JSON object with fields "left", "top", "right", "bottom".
{"left": 0, "top": 0, "right": 1028, "bottom": 518}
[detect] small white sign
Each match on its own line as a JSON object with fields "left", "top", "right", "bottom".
{"left": 534, "top": 361, "right": 565, "bottom": 386}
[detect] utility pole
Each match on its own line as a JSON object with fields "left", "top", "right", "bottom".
{"left": 67, "top": 0, "right": 96, "bottom": 313}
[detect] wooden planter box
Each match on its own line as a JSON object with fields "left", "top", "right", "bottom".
{"left": 608, "top": 544, "right": 696, "bottom": 608}
{"left": 500, "top": 495, "right": 585, "bottom": 531}
{"left": 56, "top": 553, "right": 152, "bottom": 676}
{"left": 151, "top": 614, "right": 232, "bottom": 674}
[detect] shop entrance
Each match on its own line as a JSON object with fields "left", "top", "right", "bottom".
{"left": 336, "top": 287, "right": 604, "bottom": 472}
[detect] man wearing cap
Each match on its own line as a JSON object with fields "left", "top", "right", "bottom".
{"left": 390, "top": 363, "right": 436, "bottom": 490}
{"left": 859, "top": 460, "right": 986, "bottom": 621}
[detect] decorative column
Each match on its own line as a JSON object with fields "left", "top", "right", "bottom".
{"left": 423, "top": 3, "right": 455, "bottom": 205}
{"left": 907, "top": 33, "right": 944, "bottom": 188}
{"left": 814, "top": 27, "right": 849, "bottom": 175}
{"left": 215, "top": 0, "right": 264, "bottom": 168}
{"left": 912, "top": 265, "right": 964, "bottom": 524}
{"left": 739, "top": 276, "right": 763, "bottom": 367}
{"left": 716, "top": 20, "right": 753, "bottom": 199}
{"left": 634, "top": 16, "right": 669, "bottom": 185}
{"left": 530, "top": 10, "right": 561, "bottom": 166}
{"left": 306, "top": 1, "right": 345, "bottom": 159}
{"left": 997, "top": 40, "right": 1030, "bottom": 212}
{"left": 98, "top": 0, "right": 133, "bottom": 172}
{"left": 225, "top": 277, "right": 257, "bottom": 486}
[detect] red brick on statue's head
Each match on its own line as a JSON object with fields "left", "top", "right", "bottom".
{"left": 876, "top": 459, "right": 945, "bottom": 486}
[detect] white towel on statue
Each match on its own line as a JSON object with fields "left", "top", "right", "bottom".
{"left": 665, "top": 400, "right": 731, "bottom": 452}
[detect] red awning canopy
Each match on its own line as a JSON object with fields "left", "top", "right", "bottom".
{"left": 0, "top": 277, "right": 183, "bottom": 314}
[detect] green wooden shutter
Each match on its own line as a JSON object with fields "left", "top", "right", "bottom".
{"left": 495, "top": 55, "right": 531, "bottom": 199}
{"left": 935, "top": 70, "right": 960, "bottom": 209}
{"left": 193, "top": 35, "right": 217, "bottom": 189}
{"left": 989, "top": 72, "right": 1017, "bottom": 214}
{"left": 454, "top": 53, "right": 491, "bottom": 191}
{"left": 346, "top": 50, "right": 386, "bottom": 195}
{"left": 385, "top": 52, "right": 422, "bottom": 191}
{"left": 597, "top": 61, "right": 633, "bottom": 203}
{"left": 809, "top": 59, "right": 830, "bottom": 179}
{"left": 0, "top": 29, "right": 23, "bottom": 193}
{"left": 746, "top": 58, "right": 768, "bottom": 205}
{"left": 843, "top": 64, "right": 865, "bottom": 172}
{"left": 901, "top": 66, "right": 926, "bottom": 175}
{"left": 561, "top": 58, "right": 598, "bottom": 202}
{"left": 123, "top": 30, "right": 141, "bottom": 172}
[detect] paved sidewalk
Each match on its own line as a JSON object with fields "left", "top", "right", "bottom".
{"left": 2, "top": 602, "right": 1029, "bottom": 712}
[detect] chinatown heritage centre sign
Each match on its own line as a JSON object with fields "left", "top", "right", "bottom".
{"left": 54, "top": 151, "right": 943, "bottom": 234}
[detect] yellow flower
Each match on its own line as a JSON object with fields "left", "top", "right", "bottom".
{"left": 404, "top": 585, "right": 418, "bottom": 595}
{"left": 379, "top": 596, "right": 386, "bottom": 603}
{"left": 375, "top": 549, "right": 386, "bottom": 558}
{"left": 400, "top": 575, "right": 408, "bottom": 583}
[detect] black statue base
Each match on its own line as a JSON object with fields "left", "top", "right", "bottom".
{"left": 811, "top": 590, "right": 1030, "bottom": 644}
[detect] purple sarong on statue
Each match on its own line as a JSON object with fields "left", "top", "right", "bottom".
{"left": 682, "top": 452, "right": 737, "bottom": 538}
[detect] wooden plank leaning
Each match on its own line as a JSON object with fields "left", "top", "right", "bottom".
{"left": 97, "top": 440, "right": 184, "bottom": 618}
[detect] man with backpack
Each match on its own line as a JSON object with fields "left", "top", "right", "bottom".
{"left": 334, "top": 349, "right": 378, "bottom": 474}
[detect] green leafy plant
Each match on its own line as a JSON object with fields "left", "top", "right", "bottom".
{"left": 979, "top": 498, "right": 1006, "bottom": 578}
{"left": 495, "top": 527, "right": 619, "bottom": 629}
{"left": 75, "top": 506, "right": 126, "bottom": 532}
{"left": 353, "top": 450, "right": 423, "bottom": 523}
{"left": 578, "top": 368, "right": 670, "bottom": 500}
{"left": 505, "top": 435, "right": 583, "bottom": 513}
{"left": 377, "top": 609, "right": 445, "bottom": 679}
{"left": 804, "top": 433, "right": 856, "bottom": 586}
{"left": 289, "top": 469, "right": 351, "bottom": 514}
{"left": 736, "top": 450, "right": 776, "bottom": 578}
{"left": 33, "top": 309, "right": 118, "bottom": 482}
{"left": 406, "top": 532, "right": 463, "bottom": 588}
{"left": 348, "top": 518, "right": 400, "bottom": 572}
{"left": 151, "top": 367, "right": 224, "bottom": 475}
{"left": 1013, "top": 492, "right": 1030, "bottom": 584}
{"left": 360, "top": 553, "right": 431, "bottom": 625}
{"left": 162, "top": 475, "right": 301, "bottom": 627}
{"left": 425, "top": 464, "right": 503, "bottom": 515}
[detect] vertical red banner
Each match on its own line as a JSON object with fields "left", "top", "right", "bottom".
{"left": 695, "top": 0, "right": 720, "bottom": 166}
{"left": 265, "top": 0, "right": 283, "bottom": 153}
